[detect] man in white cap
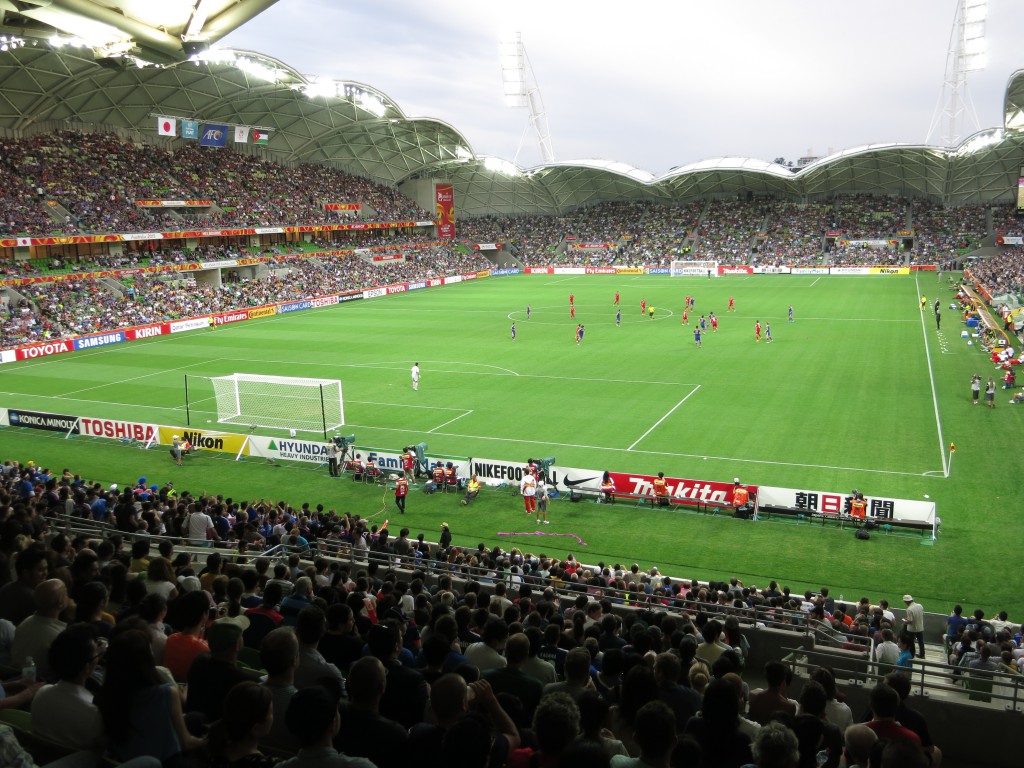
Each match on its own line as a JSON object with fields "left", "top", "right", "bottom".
{"left": 902, "top": 595, "right": 925, "bottom": 659}
{"left": 171, "top": 435, "right": 184, "bottom": 466}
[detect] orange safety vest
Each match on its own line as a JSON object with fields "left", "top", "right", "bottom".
{"left": 733, "top": 486, "right": 749, "bottom": 506}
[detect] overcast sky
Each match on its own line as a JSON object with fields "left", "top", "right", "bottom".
{"left": 221, "top": 0, "right": 1020, "bottom": 176}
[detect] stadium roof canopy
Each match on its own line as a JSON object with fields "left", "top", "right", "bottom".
{"left": 0, "top": 31, "right": 1022, "bottom": 216}
{"left": 0, "top": 0, "right": 278, "bottom": 64}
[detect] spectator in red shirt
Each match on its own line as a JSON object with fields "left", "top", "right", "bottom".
{"left": 163, "top": 590, "right": 211, "bottom": 682}
{"left": 864, "top": 683, "right": 923, "bottom": 750}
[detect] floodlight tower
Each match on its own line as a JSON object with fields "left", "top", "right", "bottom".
{"left": 926, "top": 0, "right": 987, "bottom": 147}
{"left": 500, "top": 33, "right": 555, "bottom": 164}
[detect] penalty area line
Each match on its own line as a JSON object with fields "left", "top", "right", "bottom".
{"left": 427, "top": 410, "right": 473, "bottom": 433}
{"left": 627, "top": 386, "right": 700, "bottom": 451}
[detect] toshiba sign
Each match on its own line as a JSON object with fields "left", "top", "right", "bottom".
{"left": 78, "top": 418, "right": 157, "bottom": 442}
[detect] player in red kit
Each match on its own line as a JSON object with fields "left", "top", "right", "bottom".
{"left": 681, "top": 308, "right": 689, "bottom": 325}
{"left": 640, "top": 299, "right": 646, "bottom": 315}
{"left": 754, "top": 321, "right": 762, "bottom": 342}
{"left": 570, "top": 304, "right": 575, "bottom": 318}
{"left": 569, "top": 293, "right": 575, "bottom": 307}
{"left": 710, "top": 312, "right": 718, "bottom": 332}
{"left": 728, "top": 296, "right": 735, "bottom": 312}
{"left": 614, "top": 291, "right": 620, "bottom": 305}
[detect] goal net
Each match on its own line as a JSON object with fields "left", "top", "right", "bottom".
{"left": 190, "top": 374, "right": 345, "bottom": 435}
{"left": 670, "top": 260, "right": 719, "bottom": 277}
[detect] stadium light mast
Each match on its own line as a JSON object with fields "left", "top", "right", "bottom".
{"left": 500, "top": 32, "right": 555, "bottom": 165}
{"left": 926, "top": 0, "right": 987, "bottom": 147}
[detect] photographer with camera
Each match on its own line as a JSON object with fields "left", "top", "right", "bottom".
{"left": 327, "top": 441, "right": 340, "bottom": 477}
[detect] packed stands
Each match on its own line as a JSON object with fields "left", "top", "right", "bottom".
{"left": 0, "top": 244, "right": 492, "bottom": 345}
{"left": 0, "top": 130, "right": 430, "bottom": 235}
{"left": 0, "top": 457, "right": 1018, "bottom": 766}
{"left": 909, "top": 199, "right": 987, "bottom": 262}
{"left": 755, "top": 202, "right": 830, "bottom": 265}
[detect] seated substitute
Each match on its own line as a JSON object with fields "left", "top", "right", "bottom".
{"left": 462, "top": 475, "right": 481, "bottom": 506}
{"left": 653, "top": 472, "right": 669, "bottom": 507}
{"left": 444, "top": 462, "right": 459, "bottom": 492}
{"left": 345, "top": 453, "right": 365, "bottom": 481}
{"left": 601, "top": 471, "right": 615, "bottom": 504}
{"left": 432, "top": 462, "right": 446, "bottom": 490}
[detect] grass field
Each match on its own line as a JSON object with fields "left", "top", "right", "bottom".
{"left": 0, "top": 272, "right": 1018, "bottom": 614}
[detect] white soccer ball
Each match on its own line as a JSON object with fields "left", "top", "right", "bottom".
{"left": 206, "top": 419, "right": 212, "bottom": 423}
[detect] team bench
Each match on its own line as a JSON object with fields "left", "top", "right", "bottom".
{"left": 757, "top": 505, "right": 933, "bottom": 535}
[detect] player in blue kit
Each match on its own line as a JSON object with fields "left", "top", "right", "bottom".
{"left": 693, "top": 327, "right": 702, "bottom": 348}
{"left": 788, "top": 305, "right": 794, "bottom": 322}
{"left": 616, "top": 308, "right": 621, "bottom": 326}
{"left": 527, "top": 304, "right": 531, "bottom": 320}
{"left": 576, "top": 324, "right": 585, "bottom": 345}
{"left": 511, "top": 322, "right": 516, "bottom": 341}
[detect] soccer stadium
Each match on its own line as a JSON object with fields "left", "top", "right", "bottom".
{"left": 0, "top": 1, "right": 1020, "bottom": 766}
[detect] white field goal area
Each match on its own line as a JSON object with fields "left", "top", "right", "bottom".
{"left": 670, "top": 260, "right": 719, "bottom": 276}
{"left": 185, "top": 373, "right": 344, "bottom": 434}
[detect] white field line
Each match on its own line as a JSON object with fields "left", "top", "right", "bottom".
{"left": 341, "top": 422, "right": 935, "bottom": 477}
{"left": 427, "top": 410, "right": 473, "bottom": 433}
{"left": 915, "top": 274, "right": 949, "bottom": 478}
{"left": 58, "top": 359, "right": 216, "bottom": 398}
{"left": 627, "top": 386, "right": 701, "bottom": 451}
{"left": 0, "top": 388, "right": 934, "bottom": 477}
{"left": 352, "top": 400, "right": 468, "bottom": 411}
{"left": 220, "top": 358, "right": 685, "bottom": 387}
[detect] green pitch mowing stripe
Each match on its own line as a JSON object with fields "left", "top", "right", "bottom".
{"left": 0, "top": 273, "right": 1018, "bottom": 614}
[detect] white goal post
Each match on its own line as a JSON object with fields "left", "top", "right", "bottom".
{"left": 670, "top": 260, "right": 719, "bottom": 277}
{"left": 186, "top": 373, "right": 345, "bottom": 436}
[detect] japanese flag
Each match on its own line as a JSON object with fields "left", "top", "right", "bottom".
{"left": 157, "top": 117, "right": 176, "bottom": 136}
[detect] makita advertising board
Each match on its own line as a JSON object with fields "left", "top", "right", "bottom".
{"left": 608, "top": 471, "right": 753, "bottom": 508}
{"left": 8, "top": 409, "right": 79, "bottom": 432}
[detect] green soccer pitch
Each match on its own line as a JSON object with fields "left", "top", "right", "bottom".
{"left": 0, "top": 273, "right": 1018, "bottom": 614}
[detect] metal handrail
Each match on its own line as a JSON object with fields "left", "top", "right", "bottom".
{"left": 782, "top": 645, "right": 1024, "bottom": 711}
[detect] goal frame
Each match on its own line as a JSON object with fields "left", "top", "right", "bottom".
{"left": 184, "top": 373, "right": 345, "bottom": 438}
